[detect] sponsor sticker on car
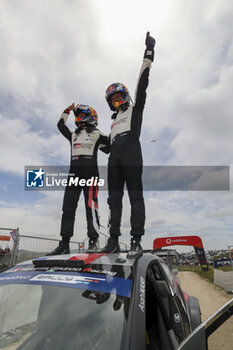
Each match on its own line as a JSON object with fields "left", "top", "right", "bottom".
{"left": 30, "top": 274, "right": 106, "bottom": 284}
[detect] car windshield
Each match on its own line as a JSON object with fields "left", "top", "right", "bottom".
{"left": 0, "top": 269, "right": 131, "bottom": 350}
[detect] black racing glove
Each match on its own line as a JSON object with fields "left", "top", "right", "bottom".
{"left": 144, "top": 31, "right": 156, "bottom": 61}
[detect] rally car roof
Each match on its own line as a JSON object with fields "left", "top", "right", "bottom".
{"left": 17, "top": 251, "right": 162, "bottom": 269}
{"left": 1, "top": 252, "right": 164, "bottom": 275}
{"left": 32, "top": 252, "right": 143, "bottom": 268}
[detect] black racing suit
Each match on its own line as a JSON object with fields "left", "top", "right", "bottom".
{"left": 58, "top": 110, "right": 109, "bottom": 240}
{"left": 108, "top": 56, "right": 153, "bottom": 239}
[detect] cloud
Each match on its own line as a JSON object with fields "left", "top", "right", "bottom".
{"left": 0, "top": 113, "right": 67, "bottom": 175}
{"left": 141, "top": 191, "right": 233, "bottom": 249}
{"left": 141, "top": 0, "right": 233, "bottom": 167}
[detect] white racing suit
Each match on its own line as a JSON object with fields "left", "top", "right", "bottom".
{"left": 58, "top": 110, "right": 109, "bottom": 240}
{"left": 108, "top": 56, "right": 153, "bottom": 239}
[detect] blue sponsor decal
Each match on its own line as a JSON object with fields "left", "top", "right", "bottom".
{"left": 0, "top": 270, "right": 132, "bottom": 298}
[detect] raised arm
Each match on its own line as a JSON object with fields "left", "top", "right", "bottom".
{"left": 134, "top": 32, "right": 155, "bottom": 112}
{"left": 57, "top": 103, "right": 75, "bottom": 142}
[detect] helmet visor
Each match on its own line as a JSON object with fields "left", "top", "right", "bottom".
{"left": 74, "top": 106, "right": 98, "bottom": 126}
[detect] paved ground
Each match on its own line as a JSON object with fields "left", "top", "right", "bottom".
{"left": 179, "top": 271, "right": 233, "bottom": 349}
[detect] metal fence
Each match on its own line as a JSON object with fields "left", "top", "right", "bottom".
{"left": 16, "top": 234, "right": 85, "bottom": 264}
{"left": 0, "top": 227, "right": 18, "bottom": 270}
{"left": 0, "top": 227, "right": 128, "bottom": 269}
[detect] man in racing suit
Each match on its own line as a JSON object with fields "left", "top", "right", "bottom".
{"left": 47, "top": 103, "right": 109, "bottom": 255}
{"left": 101, "top": 32, "right": 155, "bottom": 258}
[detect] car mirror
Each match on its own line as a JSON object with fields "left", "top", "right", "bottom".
{"left": 177, "top": 298, "right": 233, "bottom": 350}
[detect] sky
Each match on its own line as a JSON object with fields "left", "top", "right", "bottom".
{"left": 0, "top": 0, "right": 233, "bottom": 252}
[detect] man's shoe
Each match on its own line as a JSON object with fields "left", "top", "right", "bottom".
{"left": 86, "top": 239, "right": 98, "bottom": 254}
{"left": 46, "top": 241, "right": 70, "bottom": 256}
{"left": 100, "top": 237, "right": 120, "bottom": 253}
{"left": 126, "top": 239, "right": 143, "bottom": 259}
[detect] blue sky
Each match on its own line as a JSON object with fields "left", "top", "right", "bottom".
{"left": 0, "top": 0, "right": 233, "bottom": 251}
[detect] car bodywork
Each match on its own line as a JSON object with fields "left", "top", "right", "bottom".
{"left": 0, "top": 252, "right": 202, "bottom": 349}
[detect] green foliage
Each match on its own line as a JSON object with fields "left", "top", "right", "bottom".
{"left": 178, "top": 265, "right": 214, "bottom": 282}
{"left": 218, "top": 266, "right": 233, "bottom": 272}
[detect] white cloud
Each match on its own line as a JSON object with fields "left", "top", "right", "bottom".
{"left": 142, "top": 191, "right": 233, "bottom": 250}
{"left": 141, "top": 0, "right": 233, "bottom": 167}
{"left": 0, "top": 113, "right": 68, "bottom": 174}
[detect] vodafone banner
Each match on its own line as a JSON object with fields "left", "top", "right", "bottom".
{"left": 153, "top": 236, "right": 203, "bottom": 249}
{"left": 153, "top": 235, "right": 209, "bottom": 271}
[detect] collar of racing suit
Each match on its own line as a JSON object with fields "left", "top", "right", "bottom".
{"left": 75, "top": 125, "right": 95, "bottom": 135}
{"left": 111, "top": 104, "right": 130, "bottom": 119}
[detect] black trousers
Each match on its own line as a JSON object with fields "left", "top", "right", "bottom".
{"left": 107, "top": 141, "right": 145, "bottom": 238}
{"left": 60, "top": 181, "right": 99, "bottom": 240}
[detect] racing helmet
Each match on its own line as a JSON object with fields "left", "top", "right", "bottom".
{"left": 73, "top": 104, "right": 98, "bottom": 127}
{"left": 105, "top": 83, "right": 131, "bottom": 111}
